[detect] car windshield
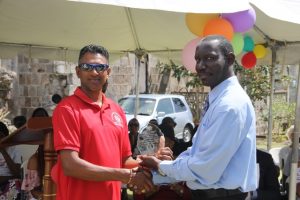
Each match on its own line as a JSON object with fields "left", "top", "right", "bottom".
{"left": 118, "top": 97, "right": 156, "bottom": 115}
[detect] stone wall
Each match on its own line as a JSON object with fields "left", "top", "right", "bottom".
{"left": 0, "top": 53, "right": 144, "bottom": 119}
{"left": 0, "top": 55, "right": 75, "bottom": 118}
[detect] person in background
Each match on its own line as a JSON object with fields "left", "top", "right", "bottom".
{"left": 282, "top": 125, "right": 300, "bottom": 199}
{"left": 149, "top": 119, "right": 159, "bottom": 127}
{"left": 121, "top": 118, "right": 140, "bottom": 200}
{"left": 0, "top": 121, "right": 22, "bottom": 199}
{"left": 21, "top": 107, "right": 49, "bottom": 199}
{"left": 139, "top": 35, "right": 257, "bottom": 200}
{"left": 31, "top": 108, "right": 49, "bottom": 118}
{"left": 159, "top": 125, "right": 176, "bottom": 154}
{"left": 159, "top": 117, "right": 192, "bottom": 157}
{"left": 247, "top": 149, "right": 281, "bottom": 200}
{"left": 128, "top": 118, "right": 140, "bottom": 159}
{"left": 279, "top": 125, "right": 294, "bottom": 195}
{"left": 51, "top": 94, "right": 62, "bottom": 105}
{"left": 12, "top": 116, "right": 27, "bottom": 129}
{"left": 279, "top": 125, "right": 294, "bottom": 170}
{"left": 51, "top": 44, "right": 162, "bottom": 200}
{"left": 159, "top": 117, "right": 176, "bottom": 130}
{"left": 148, "top": 119, "right": 165, "bottom": 151}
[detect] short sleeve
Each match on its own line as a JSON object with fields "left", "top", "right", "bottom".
{"left": 52, "top": 105, "right": 81, "bottom": 152}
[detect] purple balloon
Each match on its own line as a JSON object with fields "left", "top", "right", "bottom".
{"left": 222, "top": 6, "right": 256, "bottom": 33}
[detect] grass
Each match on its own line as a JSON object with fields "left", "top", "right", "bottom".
{"left": 256, "top": 136, "right": 288, "bottom": 151}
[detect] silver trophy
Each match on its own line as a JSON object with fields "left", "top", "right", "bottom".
{"left": 137, "top": 123, "right": 161, "bottom": 155}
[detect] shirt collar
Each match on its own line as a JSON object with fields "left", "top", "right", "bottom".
{"left": 74, "top": 87, "right": 109, "bottom": 109}
{"left": 208, "top": 76, "right": 238, "bottom": 104}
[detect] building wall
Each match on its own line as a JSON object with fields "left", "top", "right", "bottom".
{"left": 0, "top": 53, "right": 168, "bottom": 120}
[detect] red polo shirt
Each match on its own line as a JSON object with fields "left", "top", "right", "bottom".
{"left": 52, "top": 87, "right": 131, "bottom": 200}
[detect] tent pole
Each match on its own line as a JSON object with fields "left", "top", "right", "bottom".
{"left": 125, "top": 8, "right": 141, "bottom": 49}
{"left": 133, "top": 50, "right": 145, "bottom": 118}
{"left": 267, "top": 46, "right": 277, "bottom": 150}
{"left": 288, "top": 63, "right": 300, "bottom": 200}
{"left": 145, "top": 54, "right": 149, "bottom": 94}
{"left": 134, "top": 55, "right": 141, "bottom": 118}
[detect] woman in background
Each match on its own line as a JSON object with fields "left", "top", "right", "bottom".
{"left": 0, "top": 121, "right": 22, "bottom": 199}
{"left": 21, "top": 107, "right": 49, "bottom": 199}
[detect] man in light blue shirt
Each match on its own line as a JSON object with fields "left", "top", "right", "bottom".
{"left": 140, "top": 35, "right": 257, "bottom": 200}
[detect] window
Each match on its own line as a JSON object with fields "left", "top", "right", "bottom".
{"left": 172, "top": 98, "right": 187, "bottom": 112}
{"left": 118, "top": 97, "right": 156, "bottom": 115}
{"left": 156, "top": 98, "right": 174, "bottom": 114}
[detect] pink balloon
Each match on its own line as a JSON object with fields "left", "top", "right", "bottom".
{"left": 181, "top": 37, "right": 202, "bottom": 72}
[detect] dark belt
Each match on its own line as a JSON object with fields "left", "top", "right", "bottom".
{"left": 191, "top": 188, "right": 245, "bottom": 199}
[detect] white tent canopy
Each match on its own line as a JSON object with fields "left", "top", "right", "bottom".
{"left": 0, "top": 0, "right": 300, "bottom": 64}
{"left": 74, "top": 0, "right": 251, "bottom": 14}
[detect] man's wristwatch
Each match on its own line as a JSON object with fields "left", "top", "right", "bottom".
{"left": 157, "top": 166, "right": 166, "bottom": 176}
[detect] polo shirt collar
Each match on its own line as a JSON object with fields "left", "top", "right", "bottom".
{"left": 208, "top": 76, "right": 238, "bottom": 105}
{"left": 74, "top": 87, "right": 110, "bottom": 109}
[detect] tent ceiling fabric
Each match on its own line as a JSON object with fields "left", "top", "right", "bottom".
{"left": 250, "top": 0, "right": 300, "bottom": 25}
{"left": 0, "top": 0, "right": 299, "bottom": 64}
{"left": 72, "top": 0, "right": 251, "bottom": 13}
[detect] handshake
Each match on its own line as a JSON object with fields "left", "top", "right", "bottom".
{"left": 126, "top": 147, "right": 175, "bottom": 194}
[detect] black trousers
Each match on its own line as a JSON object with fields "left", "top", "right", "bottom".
{"left": 191, "top": 188, "right": 248, "bottom": 200}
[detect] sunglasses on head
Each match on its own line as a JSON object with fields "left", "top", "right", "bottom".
{"left": 78, "top": 63, "right": 109, "bottom": 73}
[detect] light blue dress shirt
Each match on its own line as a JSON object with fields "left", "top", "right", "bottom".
{"left": 159, "top": 76, "right": 257, "bottom": 192}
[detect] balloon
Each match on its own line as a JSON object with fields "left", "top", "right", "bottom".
{"left": 241, "top": 52, "right": 257, "bottom": 69}
{"left": 231, "top": 33, "right": 244, "bottom": 55}
{"left": 203, "top": 18, "right": 234, "bottom": 41}
{"left": 185, "top": 13, "right": 219, "bottom": 36}
{"left": 253, "top": 44, "right": 267, "bottom": 58}
{"left": 243, "top": 35, "right": 254, "bottom": 52}
{"left": 181, "top": 37, "right": 202, "bottom": 72}
{"left": 222, "top": 6, "right": 256, "bottom": 33}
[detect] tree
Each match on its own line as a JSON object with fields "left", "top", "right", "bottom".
{"left": 157, "top": 60, "right": 272, "bottom": 102}
{"left": 234, "top": 63, "right": 271, "bottom": 102}
{"left": 156, "top": 60, "right": 202, "bottom": 89}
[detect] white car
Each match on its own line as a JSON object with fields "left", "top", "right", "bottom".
{"left": 118, "top": 94, "right": 195, "bottom": 142}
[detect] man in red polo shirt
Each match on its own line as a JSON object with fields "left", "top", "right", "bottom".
{"left": 52, "top": 44, "right": 155, "bottom": 200}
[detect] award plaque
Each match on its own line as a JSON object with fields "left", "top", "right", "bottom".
{"left": 137, "top": 123, "right": 161, "bottom": 155}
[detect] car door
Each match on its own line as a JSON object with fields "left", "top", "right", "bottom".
{"left": 172, "top": 97, "right": 188, "bottom": 135}
{"left": 155, "top": 97, "right": 176, "bottom": 125}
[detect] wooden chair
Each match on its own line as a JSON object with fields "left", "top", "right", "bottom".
{"left": 0, "top": 117, "right": 56, "bottom": 200}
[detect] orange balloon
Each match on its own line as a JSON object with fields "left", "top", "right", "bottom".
{"left": 185, "top": 13, "right": 219, "bottom": 36}
{"left": 203, "top": 18, "right": 234, "bottom": 41}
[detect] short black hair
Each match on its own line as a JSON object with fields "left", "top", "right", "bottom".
{"left": 149, "top": 119, "right": 159, "bottom": 127}
{"left": 0, "top": 121, "right": 9, "bottom": 137}
{"left": 32, "top": 107, "right": 49, "bottom": 117}
{"left": 159, "top": 124, "right": 176, "bottom": 141}
{"left": 201, "top": 35, "right": 234, "bottom": 57}
{"left": 161, "top": 117, "right": 176, "bottom": 126}
{"left": 13, "top": 115, "right": 27, "bottom": 128}
{"left": 128, "top": 118, "right": 139, "bottom": 128}
{"left": 78, "top": 44, "right": 109, "bottom": 64}
{"left": 52, "top": 94, "right": 62, "bottom": 104}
